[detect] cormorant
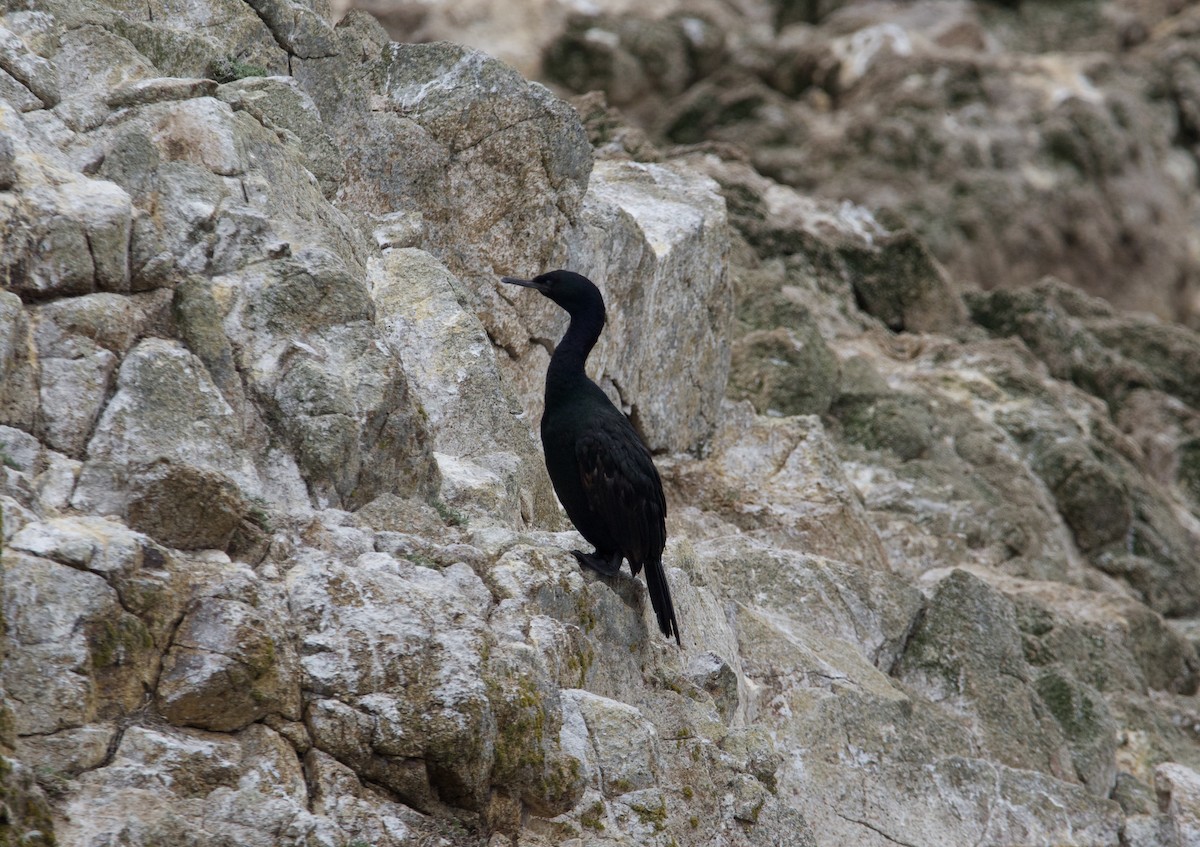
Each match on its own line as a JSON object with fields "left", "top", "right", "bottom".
{"left": 501, "top": 270, "right": 680, "bottom": 644}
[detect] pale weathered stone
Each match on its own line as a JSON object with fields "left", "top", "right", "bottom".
{"left": 53, "top": 23, "right": 157, "bottom": 131}
{"left": 384, "top": 41, "right": 590, "bottom": 271}
{"left": 737, "top": 603, "right": 1123, "bottom": 846}
{"left": 216, "top": 74, "right": 342, "bottom": 198}
{"left": 14, "top": 723, "right": 117, "bottom": 777}
{"left": 5, "top": 516, "right": 189, "bottom": 690}
{"left": 0, "top": 23, "right": 60, "bottom": 107}
{"left": 304, "top": 747, "right": 436, "bottom": 846}
{"left": 665, "top": 402, "right": 888, "bottom": 568}
{"left": 10, "top": 518, "right": 102, "bottom": 568}
{"left": 432, "top": 450, "right": 523, "bottom": 525}
{"left": 696, "top": 533, "right": 920, "bottom": 672}
{"left": 33, "top": 449, "right": 80, "bottom": 512}
{"left": 72, "top": 338, "right": 268, "bottom": 516}
{"left": 158, "top": 589, "right": 301, "bottom": 731}
{"left": 0, "top": 423, "right": 37, "bottom": 473}
{"left": 19, "top": 186, "right": 92, "bottom": 296}
{"left": 120, "top": 0, "right": 288, "bottom": 81}
{"left": 9, "top": 514, "right": 165, "bottom": 581}
{"left": 368, "top": 248, "right": 557, "bottom": 525}
{"left": 57, "top": 723, "right": 328, "bottom": 847}
{"left": 8, "top": 175, "right": 132, "bottom": 297}
{"left": 33, "top": 289, "right": 171, "bottom": 457}
{"left": 2, "top": 3, "right": 1199, "bottom": 846}
{"left": 35, "top": 290, "right": 172, "bottom": 357}
{"left": 1156, "top": 763, "right": 1200, "bottom": 847}
{"left": 0, "top": 291, "right": 36, "bottom": 430}
{"left": 106, "top": 76, "right": 218, "bottom": 109}
{"left": 0, "top": 66, "right": 41, "bottom": 112}
{"left": 95, "top": 94, "right": 366, "bottom": 281}
{"left": 2, "top": 551, "right": 156, "bottom": 735}
{"left": 287, "top": 550, "right": 496, "bottom": 809}
{"left": 216, "top": 249, "right": 440, "bottom": 509}
{"left": 242, "top": 0, "right": 336, "bottom": 58}
{"left": 562, "top": 689, "right": 660, "bottom": 797}
{"left": 0, "top": 130, "right": 15, "bottom": 187}
{"left": 298, "top": 37, "right": 591, "bottom": 280}
{"left": 37, "top": 347, "right": 118, "bottom": 457}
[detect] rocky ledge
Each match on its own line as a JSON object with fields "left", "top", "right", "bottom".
{"left": 1, "top": 1, "right": 1200, "bottom": 846}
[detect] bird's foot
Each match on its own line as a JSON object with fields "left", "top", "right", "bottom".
{"left": 572, "top": 549, "right": 623, "bottom": 576}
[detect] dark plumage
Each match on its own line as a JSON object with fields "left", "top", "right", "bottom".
{"left": 502, "top": 270, "right": 680, "bottom": 644}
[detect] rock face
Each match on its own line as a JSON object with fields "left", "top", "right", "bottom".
{"left": 3, "top": 2, "right": 1200, "bottom": 847}
{"left": 494, "top": 0, "right": 1200, "bottom": 329}
{"left": 500, "top": 157, "right": 732, "bottom": 454}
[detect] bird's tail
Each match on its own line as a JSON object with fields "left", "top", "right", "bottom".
{"left": 644, "top": 554, "right": 680, "bottom": 645}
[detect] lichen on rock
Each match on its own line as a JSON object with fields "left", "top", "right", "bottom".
{"left": 4, "top": 2, "right": 1200, "bottom": 846}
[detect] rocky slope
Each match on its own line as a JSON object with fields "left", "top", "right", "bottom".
{"left": 381, "top": 0, "right": 1200, "bottom": 329}
{"left": 2, "top": 1, "right": 1200, "bottom": 846}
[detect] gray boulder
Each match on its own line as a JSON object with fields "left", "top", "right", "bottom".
{"left": 71, "top": 339, "right": 268, "bottom": 527}
{"left": 368, "top": 247, "right": 558, "bottom": 525}
{"left": 217, "top": 248, "right": 440, "bottom": 509}
{"left": 894, "top": 570, "right": 1074, "bottom": 779}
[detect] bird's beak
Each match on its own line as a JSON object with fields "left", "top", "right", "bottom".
{"left": 501, "top": 276, "right": 547, "bottom": 293}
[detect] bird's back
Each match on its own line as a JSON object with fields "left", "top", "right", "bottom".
{"left": 540, "top": 380, "right": 664, "bottom": 560}
{"left": 541, "top": 379, "right": 678, "bottom": 642}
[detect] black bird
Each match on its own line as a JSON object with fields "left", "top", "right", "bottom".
{"left": 501, "top": 270, "right": 680, "bottom": 644}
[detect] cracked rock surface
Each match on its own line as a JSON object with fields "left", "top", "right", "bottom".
{"left": 3, "top": 1, "right": 1200, "bottom": 846}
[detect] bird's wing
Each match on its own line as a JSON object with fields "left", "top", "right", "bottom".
{"left": 574, "top": 414, "right": 667, "bottom": 572}
{"left": 575, "top": 414, "right": 678, "bottom": 643}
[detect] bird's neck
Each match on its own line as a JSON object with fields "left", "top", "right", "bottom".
{"left": 546, "top": 307, "right": 604, "bottom": 401}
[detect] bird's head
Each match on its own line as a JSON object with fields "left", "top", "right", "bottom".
{"left": 501, "top": 270, "right": 605, "bottom": 318}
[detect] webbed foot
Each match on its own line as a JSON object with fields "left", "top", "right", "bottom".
{"left": 572, "top": 549, "right": 623, "bottom": 576}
